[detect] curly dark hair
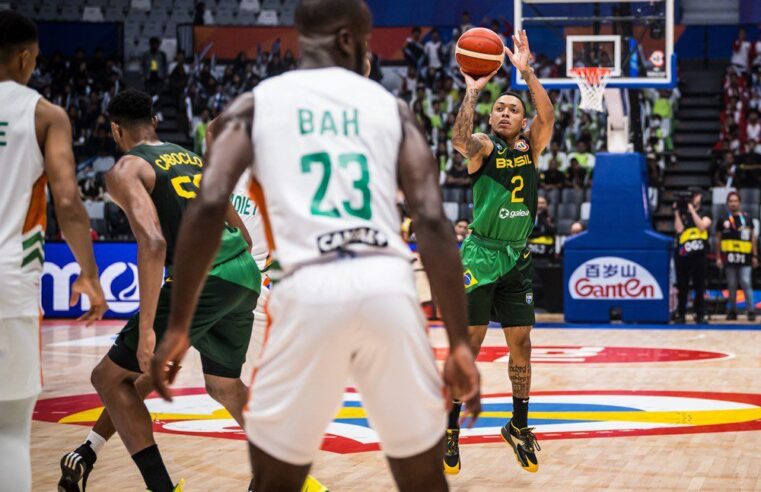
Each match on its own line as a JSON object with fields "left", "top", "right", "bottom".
{"left": 107, "top": 89, "right": 153, "bottom": 127}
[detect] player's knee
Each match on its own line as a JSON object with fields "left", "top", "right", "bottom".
{"left": 205, "top": 379, "right": 236, "bottom": 407}
{"left": 90, "top": 359, "right": 120, "bottom": 394}
{"left": 90, "top": 361, "right": 107, "bottom": 392}
{"left": 510, "top": 334, "right": 532, "bottom": 361}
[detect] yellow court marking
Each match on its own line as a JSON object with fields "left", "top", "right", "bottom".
{"left": 478, "top": 408, "right": 761, "bottom": 426}
{"left": 60, "top": 406, "right": 761, "bottom": 428}
{"left": 59, "top": 407, "right": 234, "bottom": 424}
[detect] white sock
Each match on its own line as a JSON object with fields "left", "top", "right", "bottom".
{"left": 84, "top": 430, "right": 107, "bottom": 455}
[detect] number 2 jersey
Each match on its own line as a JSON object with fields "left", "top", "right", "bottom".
{"left": 126, "top": 142, "right": 259, "bottom": 291}
{"left": 470, "top": 134, "right": 538, "bottom": 243}
{"left": 249, "top": 67, "right": 411, "bottom": 277}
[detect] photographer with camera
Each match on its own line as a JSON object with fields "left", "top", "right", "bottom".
{"left": 716, "top": 191, "right": 758, "bottom": 321}
{"left": 674, "top": 189, "right": 712, "bottom": 324}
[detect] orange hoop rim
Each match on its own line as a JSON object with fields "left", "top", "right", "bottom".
{"left": 569, "top": 67, "right": 612, "bottom": 85}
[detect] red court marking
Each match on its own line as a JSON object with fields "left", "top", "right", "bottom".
{"left": 433, "top": 345, "right": 730, "bottom": 364}
{"left": 34, "top": 389, "right": 761, "bottom": 455}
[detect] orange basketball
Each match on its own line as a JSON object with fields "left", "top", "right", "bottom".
{"left": 456, "top": 27, "right": 505, "bottom": 77}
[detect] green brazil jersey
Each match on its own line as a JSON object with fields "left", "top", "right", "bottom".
{"left": 126, "top": 143, "right": 258, "bottom": 291}
{"left": 469, "top": 134, "right": 538, "bottom": 243}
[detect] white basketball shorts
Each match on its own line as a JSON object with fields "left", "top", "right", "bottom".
{"left": 243, "top": 255, "right": 446, "bottom": 465}
{"left": 245, "top": 278, "right": 270, "bottom": 370}
{"left": 0, "top": 316, "right": 41, "bottom": 401}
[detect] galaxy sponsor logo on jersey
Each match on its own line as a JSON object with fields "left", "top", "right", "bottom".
{"left": 569, "top": 256, "right": 663, "bottom": 300}
{"left": 35, "top": 389, "right": 761, "bottom": 454}
{"left": 499, "top": 208, "right": 530, "bottom": 220}
{"left": 316, "top": 226, "right": 388, "bottom": 254}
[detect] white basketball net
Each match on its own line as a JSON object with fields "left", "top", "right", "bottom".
{"left": 570, "top": 67, "right": 612, "bottom": 113}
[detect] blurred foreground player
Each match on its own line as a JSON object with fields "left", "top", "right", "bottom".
{"left": 447, "top": 29, "right": 554, "bottom": 474}
{"left": 151, "top": 1, "right": 481, "bottom": 490}
{"left": 0, "top": 11, "right": 107, "bottom": 491}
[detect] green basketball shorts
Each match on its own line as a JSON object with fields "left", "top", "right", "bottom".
{"left": 109, "top": 271, "right": 259, "bottom": 378}
{"left": 462, "top": 235, "right": 535, "bottom": 328}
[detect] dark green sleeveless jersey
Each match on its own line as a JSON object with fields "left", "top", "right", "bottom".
{"left": 126, "top": 142, "right": 248, "bottom": 269}
{"left": 469, "top": 134, "right": 538, "bottom": 243}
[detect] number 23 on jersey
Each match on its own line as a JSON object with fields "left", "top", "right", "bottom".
{"left": 301, "top": 151, "right": 372, "bottom": 220}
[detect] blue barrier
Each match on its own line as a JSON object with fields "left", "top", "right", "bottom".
{"left": 563, "top": 153, "right": 673, "bottom": 323}
{"left": 42, "top": 242, "right": 140, "bottom": 319}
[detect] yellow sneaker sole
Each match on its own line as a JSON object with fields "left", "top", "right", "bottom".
{"left": 302, "top": 475, "right": 329, "bottom": 492}
{"left": 501, "top": 429, "right": 538, "bottom": 473}
{"left": 443, "top": 461, "right": 461, "bottom": 475}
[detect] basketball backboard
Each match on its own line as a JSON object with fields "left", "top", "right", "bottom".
{"left": 512, "top": 0, "right": 676, "bottom": 90}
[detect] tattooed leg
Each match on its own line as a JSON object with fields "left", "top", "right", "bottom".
{"left": 504, "top": 326, "right": 532, "bottom": 427}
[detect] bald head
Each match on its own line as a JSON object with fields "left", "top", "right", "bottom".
{"left": 295, "top": 0, "right": 372, "bottom": 75}
{"left": 295, "top": 0, "right": 371, "bottom": 36}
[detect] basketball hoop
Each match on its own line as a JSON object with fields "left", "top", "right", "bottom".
{"left": 570, "top": 67, "right": 612, "bottom": 113}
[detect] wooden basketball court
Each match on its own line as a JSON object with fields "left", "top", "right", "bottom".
{"left": 31, "top": 316, "right": 761, "bottom": 491}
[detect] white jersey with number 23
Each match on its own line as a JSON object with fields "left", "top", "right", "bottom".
{"left": 250, "top": 67, "right": 411, "bottom": 276}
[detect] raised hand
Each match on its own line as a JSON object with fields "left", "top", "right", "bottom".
{"left": 505, "top": 29, "right": 532, "bottom": 73}
{"left": 460, "top": 68, "right": 500, "bottom": 92}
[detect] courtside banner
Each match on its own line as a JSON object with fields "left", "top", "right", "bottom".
{"left": 193, "top": 26, "right": 431, "bottom": 61}
{"left": 42, "top": 242, "right": 141, "bottom": 319}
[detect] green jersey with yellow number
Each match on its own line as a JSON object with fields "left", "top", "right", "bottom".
{"left": 126, "top": 142, "right": 259, "bottom": 291}
{"left": 469, "top": 134, "right": 538, "bottom": 243}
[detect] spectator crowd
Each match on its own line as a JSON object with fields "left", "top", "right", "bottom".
{"left": 713, "top": 27, "right": 761, "bottom": 189}
{"left": 39, "top": 13, "right": 678, "bottom": 244}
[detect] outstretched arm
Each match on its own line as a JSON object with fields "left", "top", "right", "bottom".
{"left": 397, "top": 100, "right": 481, "bottom": 422}
{"left": 452, "top": 70, "right": 497, "bottom": 174}
{"left": 507, "top": 30, "right": 554, "bottom": 159}
{"left": 151, "top": 93, "right": 254, "bottom": 400}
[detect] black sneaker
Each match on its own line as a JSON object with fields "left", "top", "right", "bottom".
{"left": 748, "top": 312, "right": 756, "bottom": 322}
{"left": 58, "top": 446, "right": 95, "bottom": 492}
{"left": 501, "top": 420, "right": 540, "bottom": 473}
{"left": 695, "top": 315, "right": 708, "bottom": 324}
{"left": 675, "top": 315, "right": 686, "bottom": 324}
{"left": 726, "top": 311, "right": 738, "bottom": 321}
{"left": 443, "top": 429, "right": 461, "bottom": 475}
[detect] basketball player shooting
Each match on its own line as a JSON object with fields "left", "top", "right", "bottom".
{"left": 151, "top": 1, "right": 481, "bottom": 490}
{"left": 444, "top": 29, "right": 554, "bottom": 475}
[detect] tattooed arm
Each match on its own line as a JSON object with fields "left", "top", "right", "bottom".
{"left": 452, "top": 70, "right": 497, "bottom": 174}
{"left": 505, "top": 29, "right": 555, "bottom": 163}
